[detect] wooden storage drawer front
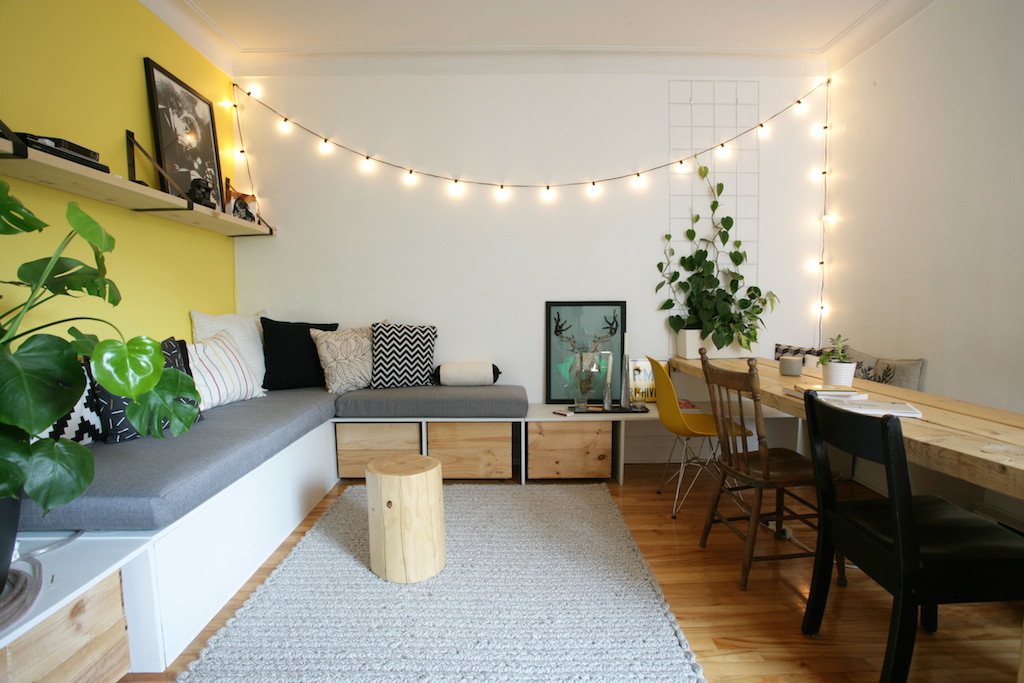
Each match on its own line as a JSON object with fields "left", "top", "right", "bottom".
{"left": 527, "top": 421, "right": 612, "bottom": 479}
{"left": 427, "top": 422, "right": 513, "bottom": 479}
{"left": 2, "top": 571, "right": 129, "bottom": 682}
{"left": 336, "top": 423, "right": 422, "bottom": 477}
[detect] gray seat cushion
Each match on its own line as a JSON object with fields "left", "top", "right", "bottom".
{"left": 335, "top": 385, "right": 528, "bottom": 418}
{"left": 18, "top": 388, "right": 339, "bottom": 532}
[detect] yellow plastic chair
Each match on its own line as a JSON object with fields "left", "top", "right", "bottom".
{"left": 646, "top": 356, "right": 723, "bottom": 518}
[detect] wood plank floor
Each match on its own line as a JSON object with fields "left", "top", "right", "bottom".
{"left": 121, "top": 464, "right": 1023, "bottom": 682}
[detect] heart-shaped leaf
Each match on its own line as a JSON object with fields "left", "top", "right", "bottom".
{"left": 23, "top": 438, "right": 94, "bottom": 515}
{"left": 91, "top": 336, "right": 163, "bottom": 399}
{"left": 66, "top": 203, "right": 115, "bottom": 253}
{"left": 0, "top": 335, "right": 84, "bottom": 435}
{"left": 124, "top": 368, "right": 200, "bottom": 438}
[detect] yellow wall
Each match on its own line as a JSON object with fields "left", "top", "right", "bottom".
{"left": 1, "top": 0, "right": 238, "bottom": 342}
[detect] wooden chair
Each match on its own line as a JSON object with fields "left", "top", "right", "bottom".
{"left": 802, "top": 391, "right": 1024, "bottom": 683}
{"left": 646, "top": 356, "right": 722, "bottom": 518}
{"left": 698, "top": 348, "right": 834, "bottom": 590}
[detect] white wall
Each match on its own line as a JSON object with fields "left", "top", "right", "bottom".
{"left": 827, "top": 0, "right": 1024, "bottom": 515}
{"left": 827, "top": 0, "right": 1024, "bottom": 412}
{"left": 232, "top": 68, "right": 825, "bottom": 404}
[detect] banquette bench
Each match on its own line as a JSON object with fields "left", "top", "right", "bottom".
{"left": 17, "top": 382, "right": 528, "bottom": 672}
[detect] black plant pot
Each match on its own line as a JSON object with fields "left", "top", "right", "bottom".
{"left": 0, "top": 497, "right": 21, "bottom": 592}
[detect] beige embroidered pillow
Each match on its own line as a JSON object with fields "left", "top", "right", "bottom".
{"left": 310, "top": 326, "right": 373, "bottom": 395}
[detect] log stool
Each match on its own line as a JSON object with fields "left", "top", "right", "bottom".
{"left": 365, "top": 454, "right": 446, "bottom": 583}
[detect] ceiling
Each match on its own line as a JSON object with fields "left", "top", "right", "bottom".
{"left": 148, "top": 0, "right": 935, "bottom": 73}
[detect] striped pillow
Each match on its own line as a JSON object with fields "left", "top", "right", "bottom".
{"left": 187, "top": 331, "right": 265, "bottom": 411}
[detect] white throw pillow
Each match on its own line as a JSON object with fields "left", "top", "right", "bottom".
{"left": 186, "top": 331, "right": 265, "bottom": 411}
{"left": 190, "top": 310, "right": 267, "bottom": 384}
{"left": 310, "top": 326, "right": 373, "bottom": 394}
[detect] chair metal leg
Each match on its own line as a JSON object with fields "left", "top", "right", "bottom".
{"left": 880, "top": 589, "right": 919, "bottom": 683}
{"left": 920, "top": 603, "right": 938, "bottom": 634}
{"left": 655, "top": 436, "right": 683, "bottom": 495}
{"left": 739, "top": 488, "right": 765, "bottom": 590}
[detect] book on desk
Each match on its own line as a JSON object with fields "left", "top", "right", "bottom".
{"left": 782, "top": 384, "right": 869, "bottom": 400}
{"left": 818, "top": 397, "right": 923, "bottom": 418}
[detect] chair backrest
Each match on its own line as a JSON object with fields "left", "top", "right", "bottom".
{"left": 698, "top": 349, "right": 771, "bottom": 478}
{"left": 802, "top": 391, "right": 918, "bottom": 567}
{"left": 646, "top": 356, "right": 705, "bottom": 438}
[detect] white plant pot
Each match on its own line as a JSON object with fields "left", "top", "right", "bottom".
{"left": 675, "top": 329, "right": 759, "bottom": 359}
{"left": 821, "top": 361, "right": 857, "bottom": 387}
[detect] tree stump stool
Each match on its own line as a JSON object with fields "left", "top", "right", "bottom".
{"left": 365, "top": 454, "right": 446, "bottom": 583}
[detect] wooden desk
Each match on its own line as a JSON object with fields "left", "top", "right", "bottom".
{"left": 670, "top": 356, "right": 1024, "bottom": 500}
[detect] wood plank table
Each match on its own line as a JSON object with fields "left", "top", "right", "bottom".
{"left": 671, "top": 356, "right": 1024, "bottom": 681}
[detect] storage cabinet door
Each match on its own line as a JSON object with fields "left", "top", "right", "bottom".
{"left": 336, "top": 423, "right": 421, "bottom": 477}
{"left": 427, "top": 422, "right": 513, "bottom": 479}
{"left": 527, "top": 421, "right": 612, "bottom": 479}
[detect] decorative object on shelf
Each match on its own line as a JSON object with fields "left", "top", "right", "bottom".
{"left": 656, "top": 164, "right": 777, "bottom": 357}
{"left": 186, "top": 178, "right": 216, "bottom": 209}
{"left": 2, "top": 131, "right": 109, "bottom": 173}
{"left": 0, "top": 179, "right": 201, "bottom": 590}
{"left": 817, "top": 334, "right": 857, "bottom": 387}
{"left": 144, "top": 57, "right": 223, "bottom": 211}
{"left": 545, "top": 301, "right": 626, "bottom": 404}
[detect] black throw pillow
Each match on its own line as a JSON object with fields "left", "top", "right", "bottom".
{"left": 261, "top": 317, "right": 339, "bottom": 390}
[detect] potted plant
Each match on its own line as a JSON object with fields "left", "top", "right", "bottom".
{"left": 0, "top": 179, "right": 200, "bottom": 586}
{"left": 656, "top": 165, "right": 778, "bottom": 358}
{"left": 817, "top": 334, "right": 857, "bottom": 387}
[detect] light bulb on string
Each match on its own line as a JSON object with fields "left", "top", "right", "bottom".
{"left": 673, "top": 160, "right": 690, "bottom": 174}
{"left": 757, "top": 123, "right": 770, "bottom": 138}
{"left": 811, "top": 122, "right": 828, "bottom": 137}
{"left": 631, "top": 173, "right": 647, "bottom": 189}
{"left": 235, "top": 148, "right": 246, "bottom": 160}
{"left": 541, "top": 186, "right": 556, "bottom": 202}
{"left": 449, "top": 180, "right": 465, "bottom": 196}
{"left": 793, "top": 99, "right": 808, "bottom": 115}
{"left": 244, "top": 84, "right": 262, "bottom": 98}
{"left": 360, "top": 156, "right": 376, "bottom": 172}
{"left": 816, "top": 302, "right": 831, "bottom": 317}
{"left": 278, "top": 118, "right": 292, "bottom": 133}
{"left": 319, "top": 138, "right": 332, "bottom": 154}
{"left": 220, "top": 100, "right": 234, "bottom": 110}
{"left": 494, "top": 185, "right": 510, "bottom": 201}
{"left": 586, "top": 182, "right": 602, "bottom": 197}
{"left": 716, "top": 143, "right": 730, "bottom": 159}
{"left": 403, "top": 170, "right": 418, "bottom": 186}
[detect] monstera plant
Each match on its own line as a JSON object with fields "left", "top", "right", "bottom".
{"left": 0, "top": 179, "right": 200, "bottom": 518}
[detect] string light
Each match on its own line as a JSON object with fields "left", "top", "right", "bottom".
{"left": 360, "top": 156, "right": 376, "bottom": 172}
{"left": 449, "top": 179, "right": 464, "bottom": 196}
{"left": 235, "top": 148, "right": 246, "bottom": 159}
{"left": 278, "top": 118, "right": 292, "bottom": 133}
{"left": 494, "top": 185, "right": 510, "bottom": 201}
{"left": 757, "top": 123, "right": 769, "bottom": 138}
{"left": 541, "top": 186, "right": 556, "bottom": 201}
{"left": 232, "top": 80, "right": 829, "bottom": 194}
{"left": 631, "top": 173, "right": 647, "bottom": 189}
{"left": 403, "top": 170, "right": 418, "bottom": 185}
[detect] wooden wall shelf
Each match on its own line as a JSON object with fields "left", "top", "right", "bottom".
{"left": 0, "top": 138, "right": 271, "bottom": 237}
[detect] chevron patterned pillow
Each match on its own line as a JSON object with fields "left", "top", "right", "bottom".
{"left": 370, "top": 322, "right": 438, "bottom": 389}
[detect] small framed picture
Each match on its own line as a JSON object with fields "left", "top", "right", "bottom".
{"left": 629, "top": 358, "right": 658, "bottom": 402}
{"left": 545, "top": 301, "right": 627, "bottom": 404}
{"left": 144, "top": 57, "right": 223, "bottom": 211}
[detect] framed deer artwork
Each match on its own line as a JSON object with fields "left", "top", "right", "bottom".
{"left": 545, "top": 301, "right": 627, "bottom": 404}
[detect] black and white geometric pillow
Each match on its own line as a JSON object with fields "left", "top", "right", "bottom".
{"left": 97, "top": 337, "right": 196, "bottom": 443}
{"left": 41, "top": 360, "right": 104, "bottom": 445}
{"left": 370, "top": 323, "right": 437, "bottom": 389}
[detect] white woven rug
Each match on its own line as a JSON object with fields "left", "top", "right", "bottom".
{"left": 180, "top": 484, "right": 705, "bottom": 682}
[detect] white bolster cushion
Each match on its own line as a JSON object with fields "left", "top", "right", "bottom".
{"left": 432, "top": 362, "right": 501, "bottom": 386}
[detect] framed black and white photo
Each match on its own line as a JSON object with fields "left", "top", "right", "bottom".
{"left": 545, "top": 301, "right": 627, "bottom": 404}
{"left": 144, "top": 57, "right": 223, "bottom": 210}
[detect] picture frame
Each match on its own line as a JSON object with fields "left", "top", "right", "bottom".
{"left": 545, "top": 301, "right": 627, "bottom": 404}
{"left": 143, "top": 57, "right": 223, "bottom": 211}
{"left": 629, "top": 358, "right": 659, "bottom": 402}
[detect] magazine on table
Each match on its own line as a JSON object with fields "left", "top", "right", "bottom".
{"left": 819, "top": 397, "right": 923, "bottom": 418}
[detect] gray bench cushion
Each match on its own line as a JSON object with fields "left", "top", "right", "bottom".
{"left": 18, "top": 388, "right": 338, "bottom": 532}
{"left": 335, "top": 385, "right": 528, "bottom": 418}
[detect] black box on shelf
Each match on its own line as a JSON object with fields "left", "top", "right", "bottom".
{"left": 2, "top": 132, "right": 109, "bottom": 173}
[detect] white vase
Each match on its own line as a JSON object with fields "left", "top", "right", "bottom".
{"left": 674, "top": 329, "right": 758, "bottom": 359}
{"left": 821, "top": 361, "right": 857, "bottom": 387}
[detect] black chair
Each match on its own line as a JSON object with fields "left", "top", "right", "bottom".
{"left": 802, "top": 391, "right": 1024, "bottom": 683}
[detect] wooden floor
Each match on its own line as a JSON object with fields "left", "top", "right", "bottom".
{"left": 122, "top": 464, "right": 1024, "bottom": 682}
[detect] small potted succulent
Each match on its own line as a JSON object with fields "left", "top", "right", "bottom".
{"left": 818, "top": 334, "right": 857, "bottom": 387}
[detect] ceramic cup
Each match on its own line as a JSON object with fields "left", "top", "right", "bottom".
{"left": 779, "top": 356, "right": 804, "bottom": 376}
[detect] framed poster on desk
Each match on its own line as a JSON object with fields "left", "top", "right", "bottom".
{"left": 544, "top": 301, "right": 626, "bottom": 404}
